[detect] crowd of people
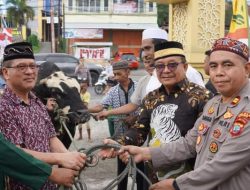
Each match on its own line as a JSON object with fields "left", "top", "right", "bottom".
{"left": 0, "top": 27, "right": 249, "bottom": 190}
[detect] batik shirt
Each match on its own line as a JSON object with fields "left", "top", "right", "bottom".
{"left": 113, "top": 79, "right": 212, "bottom": 179}
{"left": 102, "top": 79, "right": 136, "bottom": 136}
{"left": 0, "top": 88, "right": 57, "bottom": 190}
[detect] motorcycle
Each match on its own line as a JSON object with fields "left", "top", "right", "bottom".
{"left": 94, "top": 71, "right": 108, "bottom": 95}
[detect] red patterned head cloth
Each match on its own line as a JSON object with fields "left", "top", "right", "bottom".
{"left": 211, "top": 38, "right": 249, "bottom": 61}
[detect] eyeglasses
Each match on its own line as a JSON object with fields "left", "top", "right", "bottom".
{"left": 6, "top": 64, "right": 40, "bottom": 72}
{"left": 154, "top": 62, "right": 181, "bottom": 72}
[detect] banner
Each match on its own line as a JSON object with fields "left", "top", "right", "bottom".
{"left": 75, "top": 47, "right": 111, "bottom": 59}
{"left": 0, "top": 28, "right": 12, "bottom": 60}
{"left": 64, "top": 29, "right": 103, "bottom": 39}
{"left": 113, "top": 0, "right": 138, "bottom": 13}
{"left": 227, "top": 0, "right": 249, "bottom": 46}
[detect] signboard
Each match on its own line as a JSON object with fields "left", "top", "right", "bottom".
{"left": 64, "top": 29, "right": 103, "bottom": 39}
{"left": 113, "top": 0, "right": 138, "bottom": 13}
{"left": 0, "top": 28, "right": 12, "bottom": 60}
{"left": 75, "top": 47, "right": 110, "bottom": 59}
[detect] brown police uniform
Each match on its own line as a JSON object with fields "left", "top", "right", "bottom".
{"left": 150, "top": 81, "right": 250, "bottom": 190}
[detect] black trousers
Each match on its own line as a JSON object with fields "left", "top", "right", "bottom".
{"left": 117, "top": 157, "right": 148, "bottom": 190}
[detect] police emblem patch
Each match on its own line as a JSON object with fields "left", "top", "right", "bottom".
{"left": 213, "top": 129, "right": 221, "bottom": 139}
{"left": 209, "top": 141, "right": 218, "bottom": 153}
{"left": 230, "top": 123, "right": 244, "bottom": 137}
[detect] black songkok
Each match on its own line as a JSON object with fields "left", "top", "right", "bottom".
{"left": 3, "top": 42, "right": 34, "bottom": 62}
{"left": 154, "top": 41, "right": 185, "bottom": 61}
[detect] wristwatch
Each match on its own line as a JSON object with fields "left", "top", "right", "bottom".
{"left": 173, "top": 179, "right": 180, "bottom": 190}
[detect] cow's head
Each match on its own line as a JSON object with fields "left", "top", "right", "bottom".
{"left": 34, "top": 62, "right": 90, "bottom": 125}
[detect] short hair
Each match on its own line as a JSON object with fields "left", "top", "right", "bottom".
{"left": 152, "top": 38, "right": 168, "bottom": 46}
{"left": 205, "top": 50, "right": 211, "bottom": 56}
{"left": 2, "top": 59, "right": 13, "bottom": 68}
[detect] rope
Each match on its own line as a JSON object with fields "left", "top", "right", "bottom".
{"left": 58, "top": 143, "right": 152, "bottom": 190}
{"left": 57, "top": 115, "right": 152, "bottom": 189}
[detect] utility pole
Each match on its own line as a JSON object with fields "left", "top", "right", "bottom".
{"left": 57, "top": 0, "right": 61, "bottom": 51}
{"left": 51, "top": 0, "right": 55, "bottom": 53}
{"left": 63, "top": 2, "right": 65, "bottom": 39}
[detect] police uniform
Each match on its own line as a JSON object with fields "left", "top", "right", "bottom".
{"left": 150, "top": 79, "right": 250, "bottom": 190}
{"left": 0, "top": 133, "right": 51, "bottom": 190}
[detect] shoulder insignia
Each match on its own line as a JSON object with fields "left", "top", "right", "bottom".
{"left": 231, "top": 96, "right": 240, "bottom": 106}
{"left": 209, "top": 141, "right": 218, "bottom": 153}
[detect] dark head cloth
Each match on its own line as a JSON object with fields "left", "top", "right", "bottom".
{"left": 154, "top": 41, "right": 185, "bottom": 61}
{"left": 112, "top": 60, "right": 129, "bottom": 70}
{"left": 3, "top": 42, "right": 34, "bottom": 62}
{"left": 211, "top": 38, "right": 249, "bottom": 61}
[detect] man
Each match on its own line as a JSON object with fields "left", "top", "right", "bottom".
{"left": 97, "top": 28, "right": 168, "bottom": 118}
{"left": 204, "top": 50, "right": 217, "bottom": 94}
{"left": 119, "top": 38, "right": 250, "bottom": 190}
{"left": 89, "top": 60, "right": 142, "bottom": 190}
{"left": 102, "top": 41, "right": 211, "bottom": 182}
{"left": 0, "top": 133, "right": 78, "bottom": 189}
{"left": 75, "top": 57, "right": 92, "bottom": 86}
{"left": 0, "top": 42, "right": 86, "bottom": 190}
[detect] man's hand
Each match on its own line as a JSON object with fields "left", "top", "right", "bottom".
{"left": 49, "top": 167, "right": 79, "bottom": 187}
{"left": 149, "top": 179, "right": 175, "bottom": 190}
{"left": 98, "top": 139, "right": 119, "bottom": 159}
{"left": 119, "top": 145, "right": 152, "bottom": 163}
{"left": 96, "top": 110, "right": 110, "bottom": 120}
{"left": 57, "top": 152, "right": 86, "bottom": 170}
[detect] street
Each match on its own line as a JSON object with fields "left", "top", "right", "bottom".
{"left": 69, "top": 68, "right": 147, "bottom": 190}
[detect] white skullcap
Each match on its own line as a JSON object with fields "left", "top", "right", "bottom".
{"left": 142, "top": 28, "right": 168, "bottom": 41}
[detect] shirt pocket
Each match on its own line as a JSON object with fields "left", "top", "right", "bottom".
{"left": 207, "top": 127, "right": 227, "bottom": 160}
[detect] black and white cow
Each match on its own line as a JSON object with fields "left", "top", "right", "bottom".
{"left": 33, "top": 61, "right": 90, "bottom": 148}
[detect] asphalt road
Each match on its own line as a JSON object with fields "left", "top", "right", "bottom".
{"left": 69, "top": 68, "right": 147, "bottom": 190}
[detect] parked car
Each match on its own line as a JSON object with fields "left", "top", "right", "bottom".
{"left": 113, "top": 52, "right": 139, "bottom": 69}
{"left": 34, "top": 53, "right": 104, "bottom": 84}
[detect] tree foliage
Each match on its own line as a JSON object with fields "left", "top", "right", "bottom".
{"left": 157, "top": 4, "right": 169, "bottom": 28}
{"left": 6, "top": 0, "right": 35, "bottom": 27}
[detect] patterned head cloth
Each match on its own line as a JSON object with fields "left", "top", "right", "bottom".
{"left": 3, "top": 42, "right": 34, "bottom": 62}
{"left": 112, "top": 60, "right": 129, "bottom": 70}
{"left": 211, "top": 38, "right": 249, "bottom": 61}
{"left": 154, "top": 41, "right": 185, "bottom": 61}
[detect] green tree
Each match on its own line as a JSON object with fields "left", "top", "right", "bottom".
{"left": 157, "top": 4, "right": 169, "bottom": 28}
{"left": 6, "top": 0, "right": 34, "bottom": 27}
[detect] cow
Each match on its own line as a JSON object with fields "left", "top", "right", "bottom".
{"left": 33, "top": 61, "right": 90, "bottom": 148}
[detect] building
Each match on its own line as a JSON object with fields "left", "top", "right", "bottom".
{"left": 28, "top": 0, "right": 158, "bottom": 59}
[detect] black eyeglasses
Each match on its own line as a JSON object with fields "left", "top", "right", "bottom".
{"left": 154, "top": 62, "right": 181, "bottom": 72}
{"left": 6, "top": 64, "right": 40, "bottom": 72}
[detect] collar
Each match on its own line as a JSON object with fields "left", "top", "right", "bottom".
{"left": 118, "top": 78, "right": 134, "bottom": 91}
{"left": 3, "top": 87, "right": 38, "bottom": 106}
{"left": 212, "top": 80, "right": 250, "bottom": 108}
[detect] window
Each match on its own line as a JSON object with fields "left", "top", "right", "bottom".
{"left": 68, "top": 0, "right": 73, "bottom": 11}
